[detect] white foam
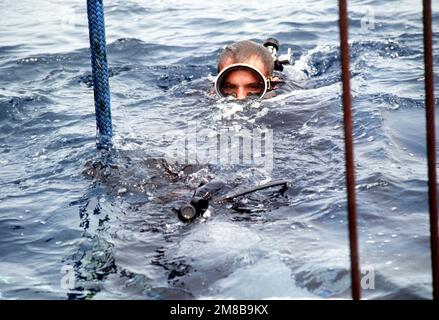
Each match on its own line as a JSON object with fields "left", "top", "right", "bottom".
{"left": 200, "top": 256, "right": 318, "bottom": 299}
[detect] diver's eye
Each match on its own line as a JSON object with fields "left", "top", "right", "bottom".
{"left": 248, "top": 83, "right": 263, "bottom": 90}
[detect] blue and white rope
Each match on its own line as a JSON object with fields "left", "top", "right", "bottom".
{"left": 87, "top": 0, "right": 113, "bottom": 149}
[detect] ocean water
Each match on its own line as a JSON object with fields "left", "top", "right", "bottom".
{"left": 1, "top": 0, "right": 438, "bottom": 299}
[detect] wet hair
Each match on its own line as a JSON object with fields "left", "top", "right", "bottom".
{"left": 217, "top": 40, "right": 274, "bottom": 77}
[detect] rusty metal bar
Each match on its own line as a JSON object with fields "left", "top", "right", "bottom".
{"left": 423, "top": 0, "right": 439, "bottom": 301}
{"left": 338, "top": 0, "right": 361, "bottom": 300}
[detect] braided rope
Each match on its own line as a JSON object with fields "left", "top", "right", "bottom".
{"left": 87, "top": 0, "right": 113, "bottom": 149}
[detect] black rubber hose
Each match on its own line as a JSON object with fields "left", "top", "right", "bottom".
{"left": 219, "top": 180, "right": 288, "bottom": 201}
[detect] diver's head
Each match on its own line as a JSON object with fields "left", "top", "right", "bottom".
{"left": 216, "top": 40, "right": 274, "bottom": 100}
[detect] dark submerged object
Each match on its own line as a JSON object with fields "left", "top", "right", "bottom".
{"left": 177, "top": 180, "right": 289, "bottom": 222}
{"left": 177, "top": 180, "right": 226, "bottom": 222}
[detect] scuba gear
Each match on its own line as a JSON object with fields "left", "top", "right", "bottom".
{"left": 177, "top": 180, "right": 226, "bottom": 222}
{"left": 177, "top": 179, "right": 289, "bottom": 223}
{"left": 263, "top": 38, "right": 294, "bottom": 72}
{"left": 215, "top": 63, "right": 268, "bottom": 99}
{"left": 220, "top": 180, "right": 288, "bottom": 201}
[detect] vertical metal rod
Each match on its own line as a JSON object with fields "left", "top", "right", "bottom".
{"left": 423, "top": 0, "right": 439, "bottom": 300}
{"left": 338, "top": 0, "right": 361, "bottom": 300}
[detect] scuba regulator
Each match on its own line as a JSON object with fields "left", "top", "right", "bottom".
{"left": 263, "top": 38, "right": 294, "bottom": 72}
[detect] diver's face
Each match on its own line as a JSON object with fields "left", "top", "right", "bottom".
{"left": 218, "top": 57, "right": 268, "bottom": 100}
{"left": 221, "top": 69, "right": 265, "bottom": 100}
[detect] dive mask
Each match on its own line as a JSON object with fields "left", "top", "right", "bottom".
{"left": 215, "top": 63, "right": 270, "bottom": 99}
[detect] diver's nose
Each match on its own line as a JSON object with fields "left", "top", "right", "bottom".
{"left": 236, "top": 87, "right": 247, "bottom": 100}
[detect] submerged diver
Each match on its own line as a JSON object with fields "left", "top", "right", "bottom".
{"left": 214, "top": 38, "right": 293, "bottom": 100}
{"left": 175, "top": 39, "right": 293, "bottom": 222}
